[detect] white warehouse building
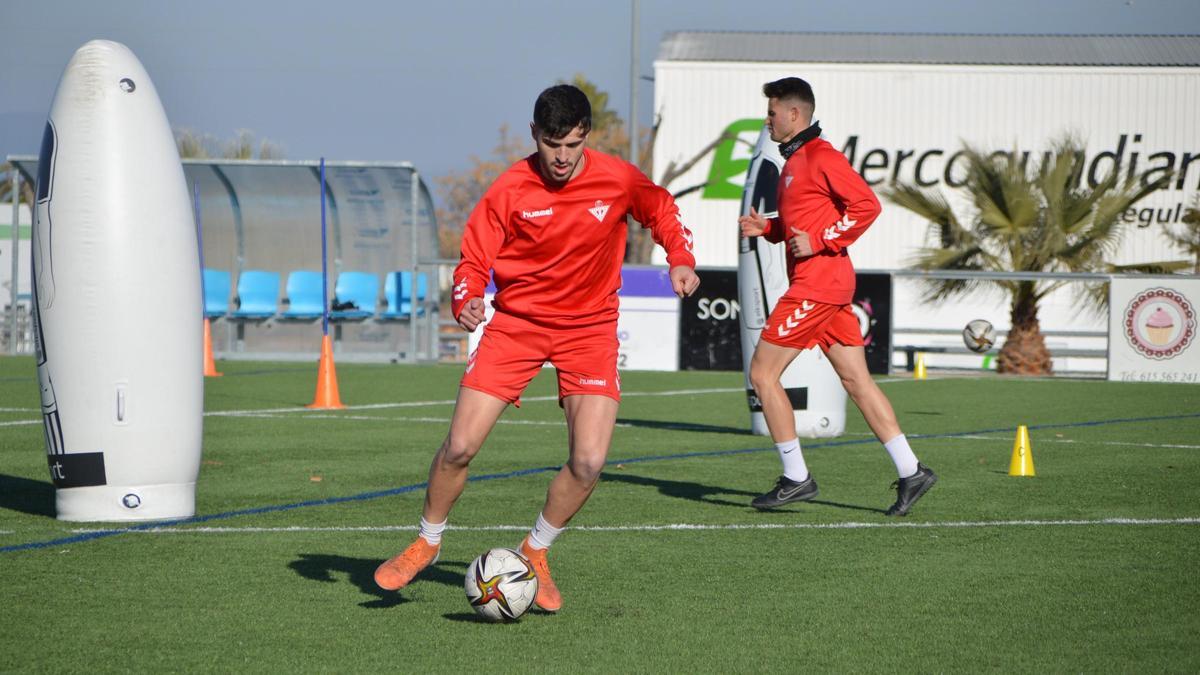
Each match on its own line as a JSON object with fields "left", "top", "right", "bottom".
{"left": 651, "top": 32, "right": 1200, "bottom": 270}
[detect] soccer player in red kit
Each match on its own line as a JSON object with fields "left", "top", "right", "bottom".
{"left": 375, "top": 84, "right": 700, "bottom": 610}
{"left": 738, "top": 77, "right": 937, "bottom": 516}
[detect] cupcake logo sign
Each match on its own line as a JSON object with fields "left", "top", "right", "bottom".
{"left": 1124, "top": 288, "right": 1196, "bottom": 360}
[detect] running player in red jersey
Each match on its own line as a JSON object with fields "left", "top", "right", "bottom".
{"left": 738, "top": 77, "right": 936, "bottom": 516}
{"left": 375, "top": 84, "right": 700, "bottom": 610}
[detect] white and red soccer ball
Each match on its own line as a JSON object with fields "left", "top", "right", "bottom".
{"left": 464, "top": 547, "right": 539, "bottom": 622}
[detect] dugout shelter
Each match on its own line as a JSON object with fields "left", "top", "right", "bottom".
{"left": 7, "top": 157, "right": 440, "bottom": 362}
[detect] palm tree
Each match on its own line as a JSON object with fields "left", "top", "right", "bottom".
{"left": 882, "top": 138, "right": 1168, "bottom": 375}
{"left": 1164, "top": 194, "right": 1200, "bottom": 274}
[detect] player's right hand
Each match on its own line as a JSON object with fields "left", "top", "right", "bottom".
{"left": 456, "top": 297, "right": 486, "bottom": 332}
{"left": 738, "top": 207, "right": 767, "bottom": 238}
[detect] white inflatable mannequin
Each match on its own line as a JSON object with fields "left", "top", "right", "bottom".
{"left": 33, "top": 40, "right": 203, "bottom": 521}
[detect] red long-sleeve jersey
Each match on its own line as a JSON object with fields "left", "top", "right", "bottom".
{"left": 452, "top": 148, "right": 696, "bottom": 328}
{"left": 761, "top": 136, "right": 881, "bottom": 305}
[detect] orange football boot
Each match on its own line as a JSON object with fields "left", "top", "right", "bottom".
{"left": 520, "top": 536, "right": 562, "bottom": 612}
{"left": 374, "top": 538, "right": 440, "bottom": 590}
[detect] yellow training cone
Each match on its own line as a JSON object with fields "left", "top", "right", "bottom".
{"left": 1009, "top": 425, "right": 1036, "bottom": 476}
{"left": 914, "top": 353, "right": 927, "bottom": 380}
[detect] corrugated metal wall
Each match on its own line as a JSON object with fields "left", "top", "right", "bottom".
{"left": 652, "top": 61, "right": 1200, "bottom": 269}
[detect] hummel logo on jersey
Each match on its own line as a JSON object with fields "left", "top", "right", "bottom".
{"left": 824, "top": 214, "right": 857, "bottom": 241}
{"left": 453, "top": 277, "right": 469, "bottom": 301}
{"left": 677, "top": 214, "right": 694, "bottom": 252}
{"left": 588, "top": 200, "right": 610, "bottom": 222}
{"left": 522, "top": 208, "right": 553, "bottom": 219}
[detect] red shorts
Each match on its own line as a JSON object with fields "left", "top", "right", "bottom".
{"left": 760, "top": 297, "right": 864, "bottom": 351}
{"left": 461, "top": 311, "right": 620, "bottom": 406}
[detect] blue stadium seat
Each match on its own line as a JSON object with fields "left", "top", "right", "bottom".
{"left": 279, "top": 270, "right": 325, "bottom": 321}
{"left": 382, "top": 271, "right": 428, "bottom": 319}
{"left": 203, "top": 268, "right": 231, "bottom": 319}
{"left": 229, "top": 270, "right": 280, "bottom": 320}
{"left": 329, "top": 271, "right": 378, "bottom": 321}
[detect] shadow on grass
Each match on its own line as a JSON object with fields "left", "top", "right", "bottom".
{"left": 602, "top": 471, "right": 886, "bottom": 514}
{"left": 600, "top": 471, "right": 759, "bottom": 508}
{"left": 289, "top": 554, "right": 467, "bottom": 609}
{"left": 443, "top": 607, "right": 555, "bottom": 623}
{"left": 615, "top": 418, "right": 752, "bottom": 436}
{"left": 443, "top": 612, "right": 492, "bottom": 623}
{"left": 0, "top": 474, "right": 55, "bottom": 517}
{"left": 760, "top": 498, "right": 887, "bottom": 515}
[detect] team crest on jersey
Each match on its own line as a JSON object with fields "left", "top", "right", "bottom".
{"left": 784, "top": 174, "right": 794, "bottom": 189}
{"left": 588, "top": 200, "right": 610, "bottom": 222}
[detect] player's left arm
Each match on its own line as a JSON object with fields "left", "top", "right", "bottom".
{"left": 628, "top": 166, "right": 699, "bottom": 297}
{"left": 806, "top": 150, "right": 882, "bottom": 256}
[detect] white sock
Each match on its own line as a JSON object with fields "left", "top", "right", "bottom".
{"left": 884, "top": 434, "right": 920, "bottom": 478}
{"left": 776, "top": 438, "right": 809, "bottom": 482}
{"left": 418, "top": 516, "right": 446, "bottom": 546}
{"left": 527, "top": 512, "right": 564, "bottom": 550}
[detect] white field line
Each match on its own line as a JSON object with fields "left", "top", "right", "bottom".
{"left": 210, "top": 413, "right": 696, "bottom": 430}
{"left": 0, "top": 387, "right": 740, "bottom": 429}
{"left": 201, "top": 415, "right": 1200, "bottom": 448}
{"left": 208, "top": 387, "right": 745, "bottom": 418}
{"left": 919, "top": 433, "right": 1200, "bottom": 450}
{"left": 70, "top": 517, "right": 1200, "bottom": 535}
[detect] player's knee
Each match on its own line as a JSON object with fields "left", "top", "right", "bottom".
{"left": 749, "top": 364, "right": 779, "bottom": 395}
{"left": 841, "top": 373, "right": 877, "bottom": 401}
{"left": 438, "top": 435, "right": 480, "bottom": 468}
{"left": 567, "top": 454, "right": 605, "bottom": 485}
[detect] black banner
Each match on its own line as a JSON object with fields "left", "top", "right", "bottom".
{"left": 680, "top": 269, "right": 893, "bottom": 373}
{"left": 746, "top": 386, "right": 808, "bottom": 412}
{"left": 47, "top": 452, "right": 107, "bottom": 488}
{"left": 853, "top": 273, "right": 893, "bottom": 375}
{"left": 679, "top": 269, "right": 742, "bottom": 371}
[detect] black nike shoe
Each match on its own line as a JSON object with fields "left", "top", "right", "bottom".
{"left": 751, "top": 474, "right": 819, "bottom": 510}
{"left": 885, "top": 463, "right": 937, "bottom": 516}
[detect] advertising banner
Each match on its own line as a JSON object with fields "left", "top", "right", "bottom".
{"left": 1108, "top": 278, "right": 1200, "bottom": 383}
{"left": 853, "top": 272, "right": 893, "bottom": 375}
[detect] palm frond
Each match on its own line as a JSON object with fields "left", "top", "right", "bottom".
{"left": 1108, "top": 260, "right": 1193, "bottom": 274}
{"left": 880, "top": 183, "right": 967, "bottom": 244}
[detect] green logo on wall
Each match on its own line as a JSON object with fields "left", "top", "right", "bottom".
{"left": 702, "top": 118, "right": 764, "bottom": 200}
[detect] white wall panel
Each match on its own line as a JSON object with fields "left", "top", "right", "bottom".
{"left": 653, "top": 61, "right": 1200, "bottom": 270}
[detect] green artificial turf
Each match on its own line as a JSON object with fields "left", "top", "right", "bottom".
{"left": 2, "top": 356, "right": 1198, "bottom": 672}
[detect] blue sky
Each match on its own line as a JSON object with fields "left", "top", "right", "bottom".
{"left": 2, "top": 0, "right": 1197, "bottom": 200}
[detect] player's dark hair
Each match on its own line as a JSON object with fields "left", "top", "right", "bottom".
{"left": 763, "top": 77, "right": 815, "bottom": 111}
{"left": 533, "top": 84, "right": 592, "bottom": 139}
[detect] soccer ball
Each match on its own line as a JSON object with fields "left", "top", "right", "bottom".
{"left": 464, "top": 547, "right": 539, "bottom": 622}
{"left": 962, "top": 319, "right": 996, "bottom": 353}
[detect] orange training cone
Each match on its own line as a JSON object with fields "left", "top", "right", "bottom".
{"left": 308, "top": 334, "right": 346, "bottom": 409}
{"left": 1009, "top": 425, "right": 1035, "bottom": 476}
{"left": 203, "top": 318, "right": 223, "bottom": 377}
